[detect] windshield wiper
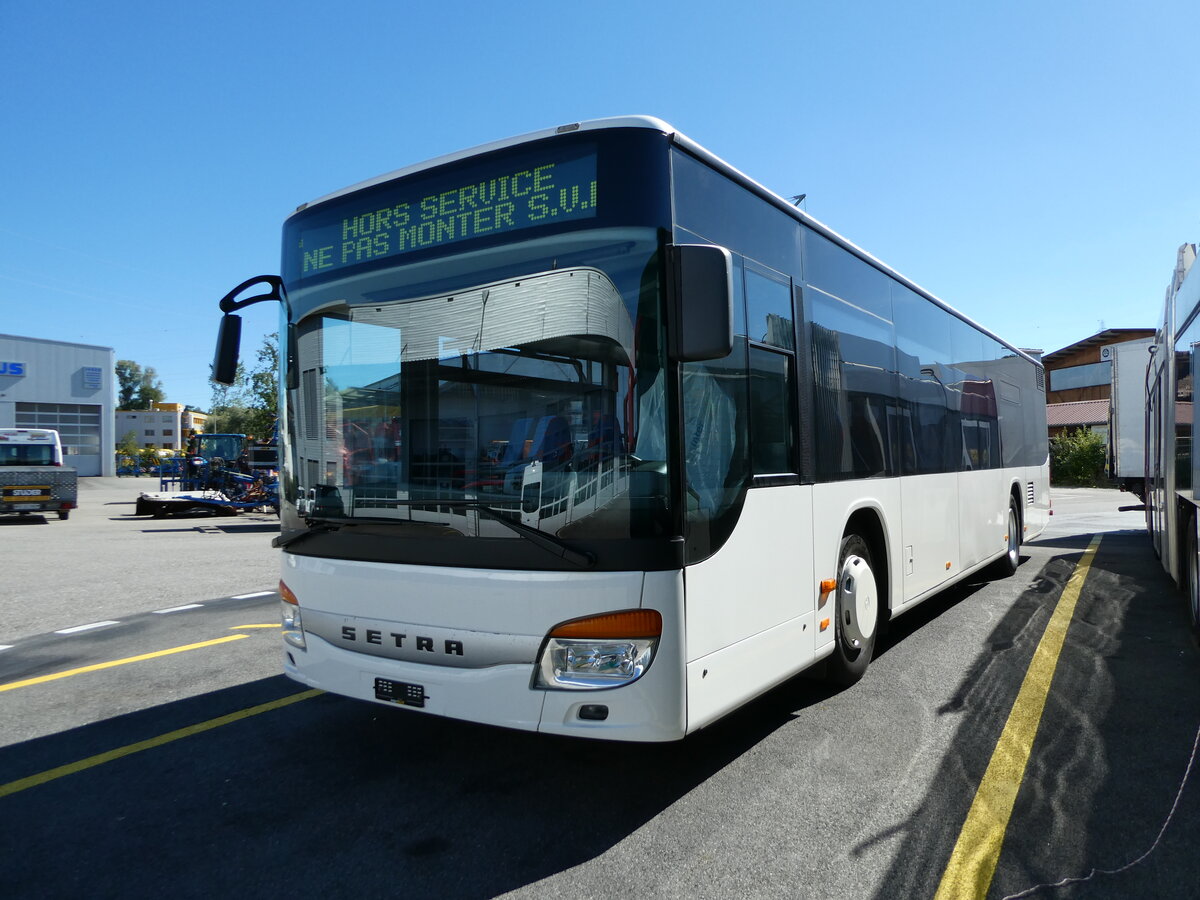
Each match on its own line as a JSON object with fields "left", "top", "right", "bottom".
{"left": 280, "top": 502, "right": 595, "bottom": 568}
{"left": 273, "top": 519, "right": 343, "bottom": 549}
{"left": 444, "top": 500, "right": 595, "bottom": 569}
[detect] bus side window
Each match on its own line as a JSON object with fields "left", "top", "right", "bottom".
{"left": 744, "top": 261, "right": 798, "bottom": 479}
{"left": 745, "top": 263, "right": 793, "bottom": 350}
{"left": 808, "top": 286, "right": 898, "bottom": 480}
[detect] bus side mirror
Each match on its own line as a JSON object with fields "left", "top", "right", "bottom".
{"left": 213, "top": 274, "right": 286, "bottom": 386}
{"left": 213, "top": 314, "right": 242, "bottom": 385}
{"left": 671, "top": 244, "right": 734, "bottom": 362}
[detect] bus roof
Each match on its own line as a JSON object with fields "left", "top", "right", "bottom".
{"left": 0, "top": 428, "right": 60, "bottom": 442}
{"left": 289, "top": 116, "right": 1040, "bottom": 368}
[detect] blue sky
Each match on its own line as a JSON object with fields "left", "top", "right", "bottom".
{"left": 2, "top": 1, "right": 1196, "bottom": 408}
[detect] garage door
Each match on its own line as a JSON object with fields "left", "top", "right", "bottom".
{"left": 15, "top": 402, "right": 103, "bottom": 476}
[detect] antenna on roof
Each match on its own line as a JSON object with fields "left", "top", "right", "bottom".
{"left": 790, "top": 194, "right": 807, "bottom": 207}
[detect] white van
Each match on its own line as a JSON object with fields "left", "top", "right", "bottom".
{"left": 0, "top": 428, "right": 77, "bottom": 520}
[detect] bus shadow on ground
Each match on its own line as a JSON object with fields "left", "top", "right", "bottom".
{"left": 863, "top": 530, "right": 1200, "bottom": 900}
{"left": 0, "top": 669, "right": 837, "bottom": 898}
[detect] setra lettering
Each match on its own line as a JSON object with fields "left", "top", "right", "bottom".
{"left": 338, "top": 627, "right": 464, "bottom": 657}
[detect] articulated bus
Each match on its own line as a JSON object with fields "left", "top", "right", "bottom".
{"left": 213, "top": 117, "right": 1050, "bottom": 741}
{"left": 1146, "top": 242, "right": 1200, "bottom": 635}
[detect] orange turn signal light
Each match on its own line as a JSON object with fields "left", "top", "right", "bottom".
{"left": 819, "top": 617, "right": 830, "bottom": 632}
{"left": 549, "top": 609, "right": 662, "bottom": 640}
{"left": 819, "top": 578, "right": 837, "bottom": 608}
{"left": 279, "top": 580, "right": 299, "bottom": 605}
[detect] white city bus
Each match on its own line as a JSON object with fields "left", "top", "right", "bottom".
{"left": 214, "top": 117, "right": 1050, "bottom": 741}
{"left": 1145, "top": 242, "right": 1200, "bottom": 635}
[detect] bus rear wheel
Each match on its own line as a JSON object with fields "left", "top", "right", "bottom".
{"left": 827, "top": 533, "right": 879, "bottom": 686}
{"left": 992, "top": 498, "right": 1021, "bottom": 578}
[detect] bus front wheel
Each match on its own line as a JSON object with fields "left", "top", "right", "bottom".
{"left": 827, "top": 533, "right": 879, "bottom": 686}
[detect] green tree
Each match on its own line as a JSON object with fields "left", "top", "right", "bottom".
{"left": 115, "top": 360, "right": 141, "bottom": 408}
{"left": 1049, "top": 427, "right": 1108, "bottom": 486}
{"left": 115, "top": 359, "right": 166, "bottom": 409}
{"left": 116, "top": 429, "right": 140, "bottom": 456}
{"left": 207, "top": 333, "right": 279, "bottom": 440}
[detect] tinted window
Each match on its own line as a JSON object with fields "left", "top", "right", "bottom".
{"left": 804, "top": 230, "right": 891, "bottom": 320}
{"left": 672, "top": 150, "right": 802, "bottom": 276}
{"left": 809, "top": 286, "right": 898, "bottom": 479}
{"left": 988, "top": 339, "right": 1028, "bottom": 468}
{"left": 893, "top": 284, "right": 956, "bottom": 474}
{"left": 748, "top": 347, "right": 795, "bottom": 475}
{"left": 745, "top": 262, "right": 794, "bottom": 349}
{"left": 1176, "top": 347, "right": 1192, "bottom": 492}
{"left": 948, "top": 317, "right": 999, "bottom": 470}
{"left": 682, "top": 338, "right": 750, "bottom": 562}
{"left": 949, "top": 316, "right": 986, "bottom": 368}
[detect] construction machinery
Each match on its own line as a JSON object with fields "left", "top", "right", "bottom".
{"left": 135, "top": 432, "right": 278, "bottom": 517}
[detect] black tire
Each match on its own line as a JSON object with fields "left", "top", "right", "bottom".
{"left": 992, "top": 498, "right": 1021, "bottom": 578}
{"left": 826, "top": 533, "right": 881, "bottom": 687}
{"left": 1186, "top": 521, "right": 1200, "bottom": 639}
{"left": 57, "top": 509, "right": 70, "bottom": 520}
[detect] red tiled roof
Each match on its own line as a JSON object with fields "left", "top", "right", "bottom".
{"left": 1046, "top": 399, "right": 1110, "bottom": 427}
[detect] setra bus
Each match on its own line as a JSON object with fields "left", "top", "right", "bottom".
{"left": 213, "top": 116, "right": 1050, "bottom": 741}
{"left": 1145, "top": 242, "right": 1200, "bottom": 636}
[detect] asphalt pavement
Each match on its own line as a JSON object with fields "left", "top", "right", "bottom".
{"left": 0, "top": 475, "right": 280, "bottom": 642}
{"left": 0, "top": 485, "right": 1196, "bottom": 900}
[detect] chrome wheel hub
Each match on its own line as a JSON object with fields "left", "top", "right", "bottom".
{"left": 839, "top": 554, "right": 878, "bottom": 650}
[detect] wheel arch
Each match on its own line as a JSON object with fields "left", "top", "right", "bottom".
{"left": 843, "top": 505, "right": 891, "bottom": 620}
{"left": 1008, "top": 479, "right": 1024, "bottom": 535}
{"left": 1175, "top": 499, "right": 1197, "bottom": 593}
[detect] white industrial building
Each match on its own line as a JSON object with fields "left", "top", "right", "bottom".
{"left": 0, "top": 334, "right": 116, "bottom": 476}
{"left": 116, "top": 402, "right": 208, "bottom": 451}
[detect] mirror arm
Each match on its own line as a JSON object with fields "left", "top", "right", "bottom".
{"left": 218, "top": 275, "right": 286, "bottom": 313}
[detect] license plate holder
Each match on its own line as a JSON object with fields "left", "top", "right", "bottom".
{"left": 374, "top": 678, "right": 427, "bottom": 708}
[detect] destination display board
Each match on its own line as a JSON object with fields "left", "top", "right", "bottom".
{"left": 291, "top": 145, "right": 598, "bottom": 279}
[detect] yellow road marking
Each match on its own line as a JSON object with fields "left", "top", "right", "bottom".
{"left": 934, "top": 534, "right": 1103, "bottom": 900}
{"left": 0, "top": 689, "right": 323, "bottom": 798}
{"left": 230, "top": 624, "right": 282, "bottom": 630}
{"left": 0, "top": 635, "right": 250, "bottom": 693}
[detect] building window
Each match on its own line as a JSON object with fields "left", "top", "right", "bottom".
{"left": 1049, "top": 361, "right": 1111, "bottom": 391}
{"left": 145, "top": 429, "right": 155, "bottom": 437}
{"left": 162, "top": 429, "right": 173, "bottom": 437}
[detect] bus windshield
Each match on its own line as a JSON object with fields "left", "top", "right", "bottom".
{"left": 281, "top": 228, "right": 671, "bottom": 556}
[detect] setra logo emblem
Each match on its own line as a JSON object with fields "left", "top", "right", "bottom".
{"left": 340, "top": 625, "right": 464, "bottom": 656}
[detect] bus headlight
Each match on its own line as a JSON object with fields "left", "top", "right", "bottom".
{"left": 279, "top": 579, "right": 306, "bottom": 650}
{"left": 535, "top": 609, "right": 661, "bottom": 690}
